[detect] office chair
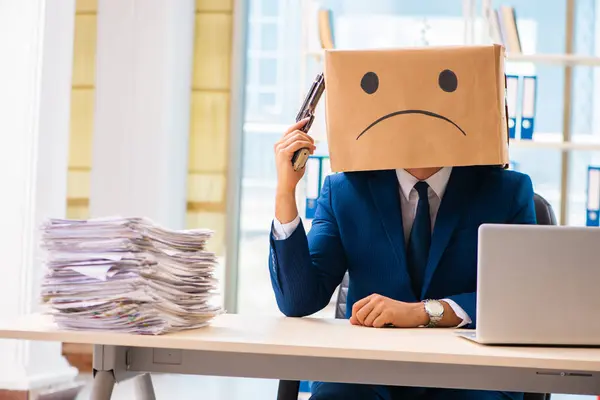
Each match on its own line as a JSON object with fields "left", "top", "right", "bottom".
{"left": 277, "top": 193, "right": 556, "bottom": 400}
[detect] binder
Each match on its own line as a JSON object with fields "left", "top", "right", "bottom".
{"left": 586, "top": 166, "right": 600, "bottom": 227}
{"left": 484, "top": 5, "right": 503, "bottom": 45}
{"left": 299, "top": 381, "right": 310, "bottom": 393}
{"left": 320, "top": 156, "right": 331, "bottom": 189}
{"left": 499, "top": 6, "right": 522, "bottom": 53}
{"left": 495, "top": 9, "right": 508, "bottom": 48}
{"left": 317, "top": 9, "right": 335, "bottom": 50}
{"left": 506, "top": 75, "right": 519, "bottom": 139}
{"left": 305, "top": 155, "right": 334, "bottom": 220}
{"left": 304, "top": 157, "right": 321, "bottom": 220}
{"left": 520, "top": 75, "right": 537, "bottom": 140}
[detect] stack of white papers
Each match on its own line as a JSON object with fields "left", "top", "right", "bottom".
{"left": 39, "top": 217, "right": 223, "bottom": 335}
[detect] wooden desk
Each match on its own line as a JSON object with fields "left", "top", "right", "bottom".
{"left": 0, "top": 313, "right": 599, "bottom": 399}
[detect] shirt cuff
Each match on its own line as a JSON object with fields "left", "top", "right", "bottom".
{"left": 272, "top": 215, "right": 301, "bottom": 240}
{"left": 442, "top": 298, "right": 472, "bottom": 328}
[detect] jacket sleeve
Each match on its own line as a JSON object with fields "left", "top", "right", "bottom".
{"left": 268, "top": 176, "right": 348, "bottom": 317}
{"left": 446, "top": 173, "right": 537, "bottom": 329}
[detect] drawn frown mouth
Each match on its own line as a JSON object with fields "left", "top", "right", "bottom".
{"left": 355, "top": 109, "right": 467, "bottom": 140}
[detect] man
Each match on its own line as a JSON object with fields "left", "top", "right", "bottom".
{"left": 268, "top": 117, "right": 536, "bottom": 400}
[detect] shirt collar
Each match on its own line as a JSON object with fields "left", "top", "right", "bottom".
{"left": 395, "top": 167, "right": 453, "bottom": 200}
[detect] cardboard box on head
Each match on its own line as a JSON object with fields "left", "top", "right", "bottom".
{"left": 323, "top": 44, "right": 508, "bottom": 172}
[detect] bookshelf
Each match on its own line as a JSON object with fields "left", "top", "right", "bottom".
{"left": 299, "top": 0, "right": 600, "bottom": 225}
{"left": 510, "top": 138, "right": 600, "bottom": 152}
{"left": 305, "top": 50, "right": 600, "bottom": 67}
{"left": 507, "top": 52, "right": 600, "bottom": 66}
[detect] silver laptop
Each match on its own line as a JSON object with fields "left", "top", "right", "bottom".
{"left": 458, "top": 224, "right": 600, "bottom": 346}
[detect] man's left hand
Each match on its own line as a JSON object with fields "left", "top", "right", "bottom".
{"left": 350, "top": 294, "right": 429, "bottom": 328}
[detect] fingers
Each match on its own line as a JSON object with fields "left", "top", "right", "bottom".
{"left": 355, "top": 298, "right": 376, "bottom": 325}
{"left": 372, "top": 312, "right": 391, "bottom": 328}
{"left": 352, "top": 294, "right": 392, "bottom": 328}
{"left": 277, "top": 141, "right": 315, "bottom": 161}
{"left": 276, "top": 131, "right": 314, "bottom": 150}
{"left": 274, "top": 132, "right": 315, "bottom": 160}
{"left": 351, "top": 294, "right": 373, "bottom": 318}
{"left": 283, "top": 118, "right": 310, "bottom": 136}
{"left": 363, "top": 303, "right": 384, "bottom": 327}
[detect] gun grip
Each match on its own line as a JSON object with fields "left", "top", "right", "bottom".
{"left": 290, "top": 115, "right": 315, "bottom": 171}
{"left": 291, "top": 148, "right": 310, "bottom": 171}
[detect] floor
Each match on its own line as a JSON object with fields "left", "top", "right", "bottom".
{"left": 75, "top": 373, "right": 592, "bottom": 400}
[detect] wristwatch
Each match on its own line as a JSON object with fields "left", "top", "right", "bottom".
{"left": 422, "top": 299, "right": 444, "bottom": 328}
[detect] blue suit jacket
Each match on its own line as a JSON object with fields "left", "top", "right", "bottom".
{"left": 269, "top": 166, "right": 536, "bottom": 328}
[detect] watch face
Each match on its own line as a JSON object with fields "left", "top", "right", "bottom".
{"left": 425, "top": 300, "right": 444, "bottom": 317}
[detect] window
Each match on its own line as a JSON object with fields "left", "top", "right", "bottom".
{"left": 235, "top": 0, "right": 600, "bottom": 325}
{"left": 236, "top": 0, "right": 474, "bottom": 316}
{"left": 477, "top": 0, "right": 600, "bottom": 230}
{"left": 258, "top": 58, "right": 277, "bottom": 85}
{"left": 260, "top": 23, "right": 278, "bottom": 51}
{"left": 230, "top": 4, "right": 600, "bottom": 398}
{"left": 237, "top": 0, "right": 300, "bottom": 315}
{"left": 261, "top": 0, "right": 279, "bottom": 17}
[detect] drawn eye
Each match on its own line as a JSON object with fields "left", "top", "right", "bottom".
{"left": 438, "top": 69, "right": 458, "bottom": 92}
{"left": 360, "top": 72, "right": 379, "bottom": 94}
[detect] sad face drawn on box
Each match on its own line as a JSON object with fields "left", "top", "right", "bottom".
{"left": 323, "top": 45, "right": 509, "bottom": 172}
{"left": 356, "top": 69, "right": 467, "bottom": 140}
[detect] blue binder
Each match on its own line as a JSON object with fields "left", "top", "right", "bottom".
{"left": 506, "top": 75, "right": 519, "bottom": 139}
{"left": 299, "top": 381, "right": 311, "bottom": 393}
{"left": 586, "top": 166, "right": 600, "bottom": 227}
{"left": 320, "top": 156, "right": 331, "bottom": 190}
{"left": 305, "top": 155, "right": 333, "bottom": 220}
{"left": 301, "top": 156, "right": 330, "bottom": 391}
{"left": 520, "top": 75, "right": 537, "bottom": 140}
{"left": 304, "top": 157, "right": 322, "bottom": 220}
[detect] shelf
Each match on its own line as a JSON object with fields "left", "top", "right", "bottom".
{"left": 505, "top": 53, "right": 600, "bottom": 66}
{"left": 305, "top": 50, "right": 600, "bottom": 67}
{"left": 510, "top": 139, "right": 600, "bottom": 151}
{"left": 304, "top": 50, "right": 600, "bottom": 67}
{"left": 304, "top": 50, "right": 324, "bottom": 61}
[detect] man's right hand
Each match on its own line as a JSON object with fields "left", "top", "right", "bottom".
{"left": 274, "top": 119, "right": 316, "bottom": 224}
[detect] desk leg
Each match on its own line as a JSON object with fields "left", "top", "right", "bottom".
{"left": 91, "top": 370, "right": 115, "bottom": 400}
{"left": 133, "top": 373, "right": 156, "bottom": 400}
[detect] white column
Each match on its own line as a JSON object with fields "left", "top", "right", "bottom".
{"left": 0, "top": 0, "right": 78, "bottom": 390}
{"left": 90, "top": 0, "right": 195, "bottom": 229}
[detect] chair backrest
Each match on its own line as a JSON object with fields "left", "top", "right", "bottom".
{"left": 335, "top": 273, "right": 350, "bottom": 319}
{"left": 334, "top": 192, "right": 557, "bottom": 319}
{"left": 533, "top": 193, "right": 557, "bottom": 226}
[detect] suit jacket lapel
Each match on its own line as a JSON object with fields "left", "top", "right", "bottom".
{"left": 368, "top": 170, "right": 416, "bottom": 299}
{"left": 421, "top": 167, "right": 477, "bottom": 298}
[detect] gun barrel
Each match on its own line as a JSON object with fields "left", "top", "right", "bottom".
{"left": 307, "top": 74, "right": 325, "bottom": 111}
{"left": 296, "top": 73, "right": 325, "bottom": 122}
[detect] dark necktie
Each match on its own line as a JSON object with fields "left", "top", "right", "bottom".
{"left": 406, "top": 181, "right": 431, "bottom": 299}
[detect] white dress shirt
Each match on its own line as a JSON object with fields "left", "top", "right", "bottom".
{"left": 272, "top": 167, "right": 472, "bottom": 327}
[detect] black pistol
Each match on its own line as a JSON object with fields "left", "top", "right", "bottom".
{"left": 291, "top": 73, "right": 325, "bottom": 171}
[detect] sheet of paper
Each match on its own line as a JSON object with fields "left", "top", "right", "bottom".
{"left": 40, "top": 216, "right": 223, "bottom": 335}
